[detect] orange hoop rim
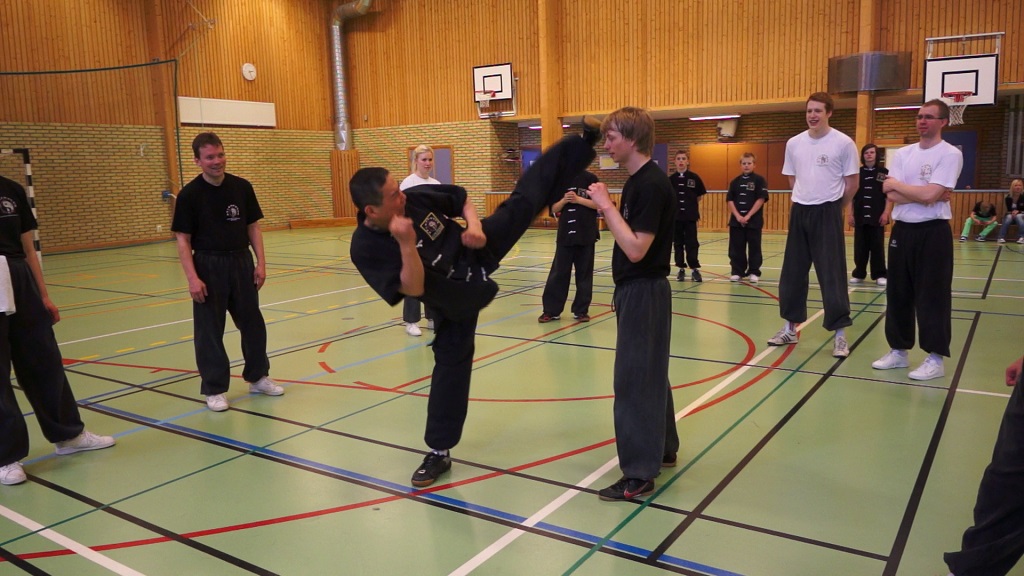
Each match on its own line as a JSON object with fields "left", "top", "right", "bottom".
{"left": 942, "top": 91, "right": 973, "bottom": 103}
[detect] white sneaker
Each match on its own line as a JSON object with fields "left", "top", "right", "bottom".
{"left": 872, "top": 350, "right": 910, "bottom": 370}
{"left": 249, "top": 376, "right": 284, "bottom": 396}
{"left": 55, "top": 430, "right": 115, "bottom": 455}
{"left": 729, "top": 275, "right": 741, "bottom": 282}
{"left": 1018, "top": 237, "right": 1024, "bottom": 244}
{"left": 206, "top": 394, "right": 229, "bottom": 412}
{"left": 849, "top": 277, "right": 863, "bottom": 285}
{"left": 876, "top": 277, "right": 887, "bottom": 287}
{"left": 998, "top": 238, "right": 1006, "bottom": 244}
{"left": 405, "top": 323, "right": 422, "bottom": 337}
{"left": 909, "top": 356, "right": 945, "bottom": 381}
{"left": 833, "top": 336, "right": 850, "bottom": 358}
{"left": 748, "top": 274, "right": 759, "bottom": 284}
{"left": 0, "top": 462, "right": 26, "bottom": 485}
{"left": 767, "top": 328, "right": 798, "bottom": 346}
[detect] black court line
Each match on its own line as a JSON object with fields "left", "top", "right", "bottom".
{"left": 882, "top": 310, "right": 981, "bottom": 575}
{"left": 646, "top": 312, "right": 886, "bottom": 563}
{"left": 26, "top": 476, "right": 278, "bottom": 575}
{"left": 981, "top": 246, "right": 1001, "bottom": 299}
{"left": 0, "top": 546, "right": 51, "bottom": 575}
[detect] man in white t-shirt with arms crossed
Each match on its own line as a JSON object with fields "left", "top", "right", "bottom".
{"left": 871, "top": 99, "right": 963, "bottom": 381}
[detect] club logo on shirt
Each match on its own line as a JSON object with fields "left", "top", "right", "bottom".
{"left": 918, "top": 164, "right": 933, "bottom": 181}
{"left": 419, "top": 212, "right": 444, "bottom": 241}
{"left": 743, "top": 182, "right": 756, "bottom": 191}
{"left": 0, "top": 197, "right": 16, "bottom": 215}
{"left": 225, "top": 204, "right": 241, "bottom": 222}
{"left": 875, "top": 172, "right": 887, "bottom": 183}
{"left": 687, "top": 179, "right": 695, "bottom": 188}
{"left": 816, "top": 154, "right": 829, "bottom": 166}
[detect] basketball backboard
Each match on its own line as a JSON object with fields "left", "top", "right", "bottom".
{"left": 473, "top": 63, "right": 513, "bottom": 102}
{"left": 923, "top": 53, "right": 998, "bottom": 106}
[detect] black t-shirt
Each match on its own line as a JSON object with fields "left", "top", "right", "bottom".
{"left": 555, "top": 172, "right": 600, "bottom": 246}
{"left": 972, "top": 201, "right": 997, "bottom": 219}
{"left": 0, "top": 176, "right": 36, "bottom": 257}
{"left": 853, "top": 166, "right": 889, "bottom": 226}
{"left": 350, "top": 184, "right": 499, "bottom": 321}
{"left": 612, "top": 160, "right": 674, "bottom": 284}
{"left": 726, "top": 173, "right": 770, "bottom": 229}
{"left": 171, "top": 173, "right": 264, "bottom": 251}
{"left": 669, "top": 170, "right": 708, "bottom": 222}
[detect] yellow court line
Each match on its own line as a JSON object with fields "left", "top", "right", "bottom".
{"left": 116, "top": 348, "right": 135, "bottom": 353}
{"left": 150, "top": 341, "right": 166, "bottom": 346}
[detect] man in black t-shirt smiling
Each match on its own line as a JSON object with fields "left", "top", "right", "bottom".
{"left": 172, "top": 132, "right": 284, "bottom": 413}
{"left": 349, "top": 127, "right": 597, "bottom": 488}
{"left": 587, "top": 107, "right": 679, "bottom": 502}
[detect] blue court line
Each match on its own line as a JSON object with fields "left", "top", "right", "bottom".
{"left": 42, "top": 401, "right": 745, "bottom": 576}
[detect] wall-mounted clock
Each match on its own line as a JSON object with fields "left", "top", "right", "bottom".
{"left": 241, "top": 63, "right": 257, "bottom": 81}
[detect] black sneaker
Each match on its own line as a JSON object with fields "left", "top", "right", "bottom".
{"left": 691, "top": 270, "right": 702, "bottom": 282}
{"left": 581, "top": 116, "right": 602, "bottom": 146}
{"left": 676, "top": 269, "right": 686, "bottom": 281}
{"left": 411, "top": 452, "right": 451, "bottom": 487}
{"left": 661, "top": 452, "right": 677, "bottom": 468}
{"left": 598, "top": 477, "right": 655, "bottom": 501}
{"left": 538, "top": 313, "right": 560, "bottom": 323}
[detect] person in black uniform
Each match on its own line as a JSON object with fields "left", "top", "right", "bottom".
{"left": 0, "top": 175, "right": 114, "bottom": 486}
{"left": 172, "top": 132, "right": 284, "bottom": 413}
{"left": 348, "top": 124, "right": 598, "bottom": 487}
{"left": 538, "top": 171, "right": 600, "bottom": 323}
{"left": 587, "top": 107, "right": 679, "bottom": 502}
{"left": 847, "top": 143, "right": 891, "bottom": 286}
{"left": 944, "top": 355, "right": 1024, "bottom": 576}
{"left": 726, "top": 152, "right": 769, "bottom": 283}
{"left": 669, "top": 150, "right": 708, "bottom": 282}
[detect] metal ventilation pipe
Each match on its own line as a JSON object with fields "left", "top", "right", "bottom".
{"left": 331, "top": 0, "right": 373, "bottom": 150}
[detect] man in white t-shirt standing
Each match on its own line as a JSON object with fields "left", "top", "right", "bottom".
{"left": 871, "top": 99, "right": 963, "bottom": 381}
{"left": 769, "top": 92, "right": 859, "bottom": 358}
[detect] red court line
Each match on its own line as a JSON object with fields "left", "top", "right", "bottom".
{"left": 318, "top": 361, "right": 335, "bottom": 374}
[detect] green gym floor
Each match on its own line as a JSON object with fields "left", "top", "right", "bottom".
{"left": 2, "top": 228, "right": 1021, "bottom": 576}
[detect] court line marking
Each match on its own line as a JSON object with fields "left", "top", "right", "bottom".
{"left": 450, "top": 293, "right": 836, "bottom": 576}
{"left": 59, "top": 286, "right": 367, "bottom": 345}
{"left": 0, "top": 504, "right": 147, "bottom": 575}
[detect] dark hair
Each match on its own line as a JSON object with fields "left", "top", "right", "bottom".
{"left": 191, "top": 132, "right": 223, "bottom": 158}
{"left": 922, "top": 99, "right": 950, "bottom": 120}
{"left": 807, "top": 91, "right": 834, "bottom": 113}
{"left": 349, "top": 167, "right": 390, "bottom": 212}
{"left": 741, "top": 152, "right": 756, "bottom": 161}
{"left": 860, "top": 143, "right": 877, "bottom": 164}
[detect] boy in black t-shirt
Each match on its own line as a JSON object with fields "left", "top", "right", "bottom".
{"left": 960, "top": 200, "right": 998, "bottom": 242}
{"left": 349, "top": 127, "right": 597, "bottom": 488}
{"left": 172, "top": 132, "right": 284, "bottom": 413}
{"left": 726, "top": 153, "right": 769, "bottom": 283}
{"left": 0, "top": 176, "right": 114, "bottom": 486}
{"left": 587, "top": 107, "right": 679, "bottom": 502}
{"left": 539, "top": 171, "right": 601, "bottom": 323}
{"left": 847, "top": 143, "right": 891, "bottom": 285}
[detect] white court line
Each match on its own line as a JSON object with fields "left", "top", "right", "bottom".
{"left": 0, "top": 504, "right": 147, "bottom": 575}
{"left": 956, "top": 388, "right": 1011, "bottom": 398}
{"left": 59, "top": 286, "right": 367, "bottom": 346}
{"left": 449, "top": 298, "right": 837, "bottom": 575}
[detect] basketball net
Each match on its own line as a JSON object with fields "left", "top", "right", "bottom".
{"left": 476, "top": 90, "right": 495, "bottom": 110}
{"left": 943, "top": 92, "right": 971, "bottom": 126}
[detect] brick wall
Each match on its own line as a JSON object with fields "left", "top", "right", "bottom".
{"left": 352, "top": 120, "right": 520, "bottom": 214}
{"left": 0, "top": 123, "right": 334, "bottom": 252}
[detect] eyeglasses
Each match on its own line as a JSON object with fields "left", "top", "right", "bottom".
{"left": 916, "top": 114, "right": 948, "bottom": 120}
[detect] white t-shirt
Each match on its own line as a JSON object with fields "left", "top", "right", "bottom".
{"left": 400, "top": 173, "right": 440, "bottom": 191}
{"left": 782, "top": 128, "right": 859, "bottom": 205}
{"left": 889, "top": 140, "right": 963, "bottom": 223}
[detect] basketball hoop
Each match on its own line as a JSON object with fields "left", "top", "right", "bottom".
{"left": 942, "top": 91, "right": 972, "bottom": 126}
{"left": 475, "top": 90, "right": 496, "bottom": 110}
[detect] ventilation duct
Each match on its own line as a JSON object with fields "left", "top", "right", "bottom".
{"left": 331, "top": 0, "right": 373, "bottom": 150}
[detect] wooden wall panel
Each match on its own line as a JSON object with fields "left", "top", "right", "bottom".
{"left": 879, "top": 0, "right": 1024, "bottom": 88}
{"left": 344, "top": 0, "right": 540, "bottom": 128}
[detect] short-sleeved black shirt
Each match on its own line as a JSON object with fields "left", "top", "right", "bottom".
{"left": 669, "top": 170, "right": 708, "bottom": 222}
{"left": 972, "top": 201, "right": 997, "bottom": 219}
{"left": 555, "top": 172, "right": 600, "bottom": 246}
{"left": 853, "top": 166, "right": 890, "bottom": 226}
{"left": 0, "top": 176, "right": 36, "bottom": 257}
{"left": 612, "top": 160, "right": 674, "bottom": 284}
{"left": 726, "top": 173, "right": 770, "bottom": 229}
{"left": 350, "top": 184, "right": 499, "bottom": 321}
{"left": 171, "top": 173, "right": 264, "bottom": 251}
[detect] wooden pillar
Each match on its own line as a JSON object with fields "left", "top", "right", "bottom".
{"left": 331, "top": 149, "right": 361, "bottom": 220}
{"left": 144, "top": 0, "right": 182, "bottom": 203}
{"left": 538, "top": 0, "right": 563, "bottom": 149}
{"left": 855, "top": 0, "right": 881, "bottom": 148}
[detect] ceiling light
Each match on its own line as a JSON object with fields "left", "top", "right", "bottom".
{"left": 689, "top": 114, "right": 740, "bottom": 121}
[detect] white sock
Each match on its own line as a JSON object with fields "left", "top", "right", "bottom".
{"left": 784, "top": 322, "right": 797, "bottom": 333}
{"left": 927, "top": 353, "right": 944, "bottom": 364}
{"left": 835, "top": 328, "right": 846, "bottom": 340}
{"left": 892, "top": 349, "right": 908, "bottom": 357}
{"left": 431, "top": 449, "right": 449, "bottom": 457}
